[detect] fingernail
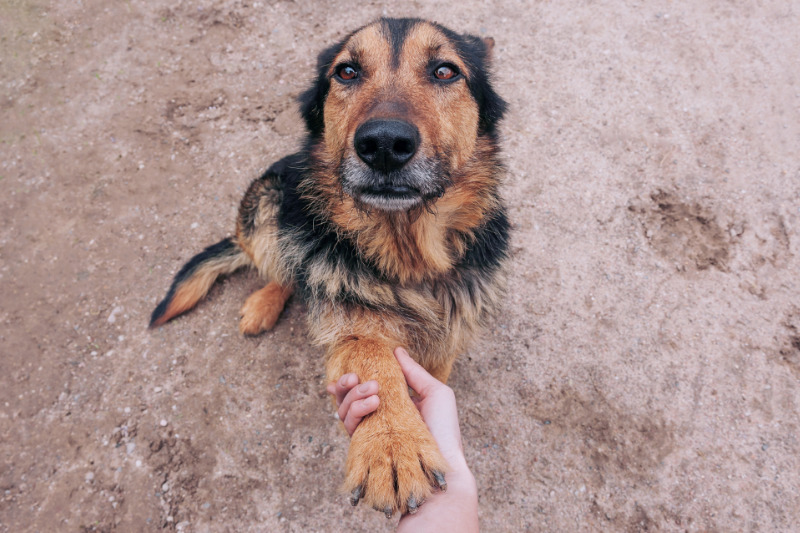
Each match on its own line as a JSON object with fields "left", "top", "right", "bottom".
{"left": 358, "top": 383, "right": 370, "bottom": 393}
{"left": 339, "top": 375, "right": 348, "bottom": 386}
{"left": 396, "top": 347, "right": 408, "bottom": 357}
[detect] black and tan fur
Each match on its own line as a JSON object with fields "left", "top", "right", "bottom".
{"left": 150, "top": 18, "right": 509, "bottom": 516}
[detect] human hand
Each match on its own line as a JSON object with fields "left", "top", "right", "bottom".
{"left": 393, "top": 348, "right": 477, "bottom": 531}
{"left": 328, "top": 350, "right": 477, "bottom": 530}
{"left": 392, "top": 347, "right": 469, "bottom": 476}
{"left": 327, "top": 350, "right": 468, "bottom": 473}
{"left": 326, "top": 373, "right": 379, "bottom": 437}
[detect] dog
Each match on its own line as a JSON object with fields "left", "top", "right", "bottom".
{"left": 150, "top": 17, "right": 509, "bottom": 517}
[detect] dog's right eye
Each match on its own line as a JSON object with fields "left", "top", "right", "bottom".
{"left": 335, "top": 64, "right": 359, "bottom": 82}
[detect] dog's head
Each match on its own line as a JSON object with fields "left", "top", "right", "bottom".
{"left": 299, "top": 18, "right": 506, "bottom": 212}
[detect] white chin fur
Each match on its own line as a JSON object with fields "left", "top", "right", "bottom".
{"left": 358, "top": 193, "right": 423, "bottom": 211}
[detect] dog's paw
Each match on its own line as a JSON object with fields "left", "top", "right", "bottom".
{"left": 239, "top": 282, "right": 291, "bottom": 335}
{"left": 344, "top": 409, "right": 448, "bottom": 517}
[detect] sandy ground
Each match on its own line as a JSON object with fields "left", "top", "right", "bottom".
{"left": 2, "top": 0, "right": 799, "bottom": 531}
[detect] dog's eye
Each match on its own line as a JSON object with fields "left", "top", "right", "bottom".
{"left": 335, "top": 64, "right": 359, "bottom": 81}
{"left": 433, "top": 64, "right": 459, "bottom": 81}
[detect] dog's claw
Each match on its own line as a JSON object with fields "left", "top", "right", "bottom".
{"left": 433, "top": 470, "right": 447, "bottom": 492}
{"left": 407, "top": 495, "right": 420, "bottom": 514}
{"left": 372, "top": 505, "right": 393, "bottom": 518}
{"left": 349, "top": 485, "right": 364, "bottom": 506}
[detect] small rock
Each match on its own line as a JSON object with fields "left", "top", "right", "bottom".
{"left": 162, "top": 482, "right": 169, "bottom": 492}
{"left": 107, "top": 306, "right": 123, "bottom": 324}
{"left": 160, "top": 419, "right": 168, "bottom": 427}
{"left": 126, "top": 442, "right": 136, "bottom": 454}
{"left": 85, "top": 472, "right": 95, "bottom": 482}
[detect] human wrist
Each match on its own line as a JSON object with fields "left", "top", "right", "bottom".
{"left": 442, "top": 450, "right": 471, "bottom": 479}
{"left": 435, "top": 453, "right": 476, "bottom": 500}
{"left": 443, "top": 465, "right": 476, "bottom": 497}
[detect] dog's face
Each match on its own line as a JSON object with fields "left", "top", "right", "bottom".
{"left": 300, "top": 18, "right": 506, "bottom": 212}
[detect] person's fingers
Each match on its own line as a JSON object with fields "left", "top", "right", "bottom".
{"left": 394, "top": 347, "right": 441, "bottom": 397}
{"left": 342, "top": 395, "right": 380, "bottom": 435}
{"left": 338, "top": 380, "right": 379, "bottom": 421}
{"left": 329, "top": 373, "right": 358, "bottom": 407}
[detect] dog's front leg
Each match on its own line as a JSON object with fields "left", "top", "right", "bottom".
{"left": 327, "top": 337, "right": 448, "bottom": 517}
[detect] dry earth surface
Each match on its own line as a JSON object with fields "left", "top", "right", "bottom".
{"left": 2, "top": 0, "right": 799, "bottom": 531}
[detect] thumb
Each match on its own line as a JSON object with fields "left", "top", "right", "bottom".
{"left": 394, "top": 347, "right": 441, "bottom": 396}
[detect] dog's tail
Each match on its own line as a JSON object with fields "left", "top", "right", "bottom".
{"left": 149, "top": 237, "right": 252, "bottom": 328}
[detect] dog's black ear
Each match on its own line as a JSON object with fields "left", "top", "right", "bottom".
{"left": 456, "top": 34, "right": 508, "bottom": 136}
{"left": 298, "top": 40, "right": 346, "bottom": 137}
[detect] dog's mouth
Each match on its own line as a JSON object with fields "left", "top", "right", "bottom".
{"left": 342, "top": 155, "right": 446, "bottom": 212}
{"left": 356, "top": 184, "right": 423, "bottom": 211}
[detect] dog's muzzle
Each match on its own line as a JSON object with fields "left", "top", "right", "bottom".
{"left": 343, "top": 119, "right": 445, "bottom": 211}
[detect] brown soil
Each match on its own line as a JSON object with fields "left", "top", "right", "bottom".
{"left": 2, "top": 1, "right": 799, "bottom": 531}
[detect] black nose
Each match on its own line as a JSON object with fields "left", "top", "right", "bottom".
{"left": 354, "top": 119, "right": 420, "bottom": 172}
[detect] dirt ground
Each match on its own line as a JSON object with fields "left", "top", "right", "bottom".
{"left": 1, "top": 0, "right": 799, "bottom": 531}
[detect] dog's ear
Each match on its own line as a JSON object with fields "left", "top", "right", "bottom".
{"left": 298, "top": 40, "right": 345, "bottom": 137}
{"left": 482, "top": 37, "right": 496, "bottom": 61}
{"left": 456, "top": 34, "right": 507, "bottom": 135}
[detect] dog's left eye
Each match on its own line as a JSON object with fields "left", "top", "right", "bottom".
{"left": 335, "top": 64, "right": 359, "bottom": 81}
{"left": 433, "top": 64, "right": 460, "bottom": 81}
